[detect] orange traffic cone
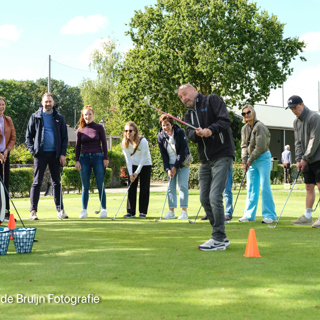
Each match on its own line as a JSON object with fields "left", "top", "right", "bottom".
{"left": 244, "top": 228, "right": 261, "bottom": 257}
{"left": 8, "top": 214, "right": 16, "bottom": 240}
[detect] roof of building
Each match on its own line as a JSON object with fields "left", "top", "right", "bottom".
{"left": 231, "top": 104, "right": 297, "bottom": 130}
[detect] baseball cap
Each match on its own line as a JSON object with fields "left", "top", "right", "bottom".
{"left": 286, "top": 95, "right": 303, "bottom": 109}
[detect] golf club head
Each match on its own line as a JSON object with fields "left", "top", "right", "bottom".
{"left": 188, "top": 220, "right": 195, "bottom": 224}
{"left": 111, "top": 217, "right": 116, "bottom": 221}
{"left": 268, "top": 224, "right": 276, "bottom": 228}
{"left": 154, "top": 219, "right": 160, "bottom": 222}
{"left": 144, "top": 96, "right": 151, "bottom": 107}
{"left": 95, "top": 210, "right": 100, "bottom": 214}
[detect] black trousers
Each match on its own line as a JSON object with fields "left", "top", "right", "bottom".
{"left": 0, "top": 154, "right": 10, "bottom": 213}
{"left": 30, "top": 151, "right": 63, "bottom": 212}
{"left": 127, "top": 165, "right": 151, "bottom": 215}
{"left": 283, "top": 163, "right": 292, "bottom": 183}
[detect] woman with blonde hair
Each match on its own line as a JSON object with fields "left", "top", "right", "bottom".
{"left": 75, "top": 106, "right": 109, "bottom": 219}
{"left": 239, "top": 104, "right": 277, "bottom": 223}
{"left": 122, "top": 121, "right": 152, "bottom": 218}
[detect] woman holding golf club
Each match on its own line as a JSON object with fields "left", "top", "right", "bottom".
{"left": 122, "top": 121, "right": 152, "bottom": 218}
{"left": 75, "top": 106, "right": 109, "bottom": 219}
{"left": 0, "top": 97, "right": 16, "bottom": 222}
{"left": 239, "top": 104, "right": 277, "bottom": 223}
{"left": 157, "top": 114, "right": 190, "bottom": 219}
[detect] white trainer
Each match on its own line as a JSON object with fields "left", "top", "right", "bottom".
{"left": 178, "top": 210, "right": 188, "bottom": 220}
{"left": 238, "top": 216, "right": 250, "bottom": 222}
{"left": 198, "top": 238, "right": 226, "bottom": 251}
{"left": 163, "top": 211, "right": 175, "bottom": 219}
{"left": 57, "top": 210, "right": 69, "bottom": 220}
{"left": 261, "top": 218, "right": 277, "bottom": 224}
{"left": 100, "top": 209, "right": 107, "bottom": 219}
{"left": 79, "top": 210, "right": 88, "bottom": 219}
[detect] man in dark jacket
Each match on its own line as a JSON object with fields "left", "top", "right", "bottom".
{"left": 177, "top": 84, "right": 235, "bottom": 251}
{"left": 26, "top": 93, "right": 68, "bottom": 220}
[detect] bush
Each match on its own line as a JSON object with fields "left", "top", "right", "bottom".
{"left": 10, "top": 145, "right": 34, "bottom": 164}
{"left": 65, "top": 145, "right": 76, "bottom": 167}
{"left": 188, "top": 164, "right": 200, "bottom": 189}
{"left": 9, "top": 167, "right": 34, "bottom": 197}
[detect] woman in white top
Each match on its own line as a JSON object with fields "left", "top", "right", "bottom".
{"left": 122, "top": 121, "right": 152, "bottom": 218}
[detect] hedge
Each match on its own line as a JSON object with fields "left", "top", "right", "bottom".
{"left": 9, "top": 167, "right": 34, "bottom": 197}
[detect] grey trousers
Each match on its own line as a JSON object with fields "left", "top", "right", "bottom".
{"left": 199, "top": 156, "right": 233, "bottom": 242}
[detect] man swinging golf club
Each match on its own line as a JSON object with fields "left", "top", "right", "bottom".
{"left": 286, "top": 95, "right": 320, "bottom": 228}
{"left": 177, "top": 84, "right": 235, "bottom": 251}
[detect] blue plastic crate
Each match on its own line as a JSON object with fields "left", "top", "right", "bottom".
{"left": 0, "top": 227, "right": 11, "bottom": 255}
{"left": 11, "top": 228, "right": 37, "bottom": 254}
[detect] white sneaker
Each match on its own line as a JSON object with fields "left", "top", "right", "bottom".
{"left": 198, "top": 238, "right": 226, "bottom": 251}
{"left": 238, "top": 216, "right": 250, "bottom": 222}
{"left": 163, "top": 211, "right": 175, "bottom": 219}
{"left": 57, "top": 210, "right": 68, "bottom": 220}
{"left": 100, "top": 209, "right": 107, "bottom": 219}
{"left": 79, "top": 210, "right": 88, "bottom": 219}
{"left": 261, "top": 218, "right": 277, "bottom": 224}
{"left": 178, "top": 210, "right": 188, "bottom": 220}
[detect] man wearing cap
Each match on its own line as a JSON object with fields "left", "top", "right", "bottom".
{"left": 282, "top": 145, "right": 292, "bottom": 184}
{"left": 286, "top": 95, "right": 320, "bottom": 228}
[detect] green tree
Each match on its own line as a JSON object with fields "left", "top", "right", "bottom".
{"left": 118, "top": 0, "right": 305, "bottom": 141}
{"left": 80, "top": 39, "right": 122, "bottom": 134}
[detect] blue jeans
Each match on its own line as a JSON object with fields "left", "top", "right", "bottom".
{"left": 199, "top": 156, "right": 233, "bottom": 242}
{"left": 166, "top": 164, "right": 190, "bottom": 209}
{"left": 224, "top": 167, "right": 233, "bottom": 216}
{"left": 244, "top": 151, "right": 276, "bottom": 220}
{"left": 80, "top": 153, "right": 106, "bottom": 210}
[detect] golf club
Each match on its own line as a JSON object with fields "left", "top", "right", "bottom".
{"left": 144, "top": 96, "right": 197, "bottom": 130}
{"left": 268, "top": 169, "right": 301, "bottom": 229}
{"left": 233, "top": 171, "right": 246, "bottom": 215}
{"left": 58, "top": 166, "right": 64, "bottom": 220}
{"left": 111, "top": 182, "right": 132, "bottom": 221}
{"left": 188, "top": 205, "right": 202, "bottom": 224}
{"left": 313, "top": 198, "right": 320, "bottom": 212}
{"left": 0, "top": 174, "right": 38, "bottom": 241}
{"left": 95, "top": 181, "right": 105, "bottom": 214}
{"left": 154, "top": 178, "right": 172, "bottom": 222}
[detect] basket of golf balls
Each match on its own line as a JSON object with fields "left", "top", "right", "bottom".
{"left": 11, "top": 228, "right": 37, "bottom": 254}
{"left": 0, "top": 227, "right": 11, "bottom": 255}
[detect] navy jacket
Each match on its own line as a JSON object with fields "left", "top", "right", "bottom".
{"left": 157, "top": 124, "right": 190, "bottom": 171}
{"left": 184, "top": 93, "right": 235, "bottom": 163}
{"left": 25, "top": 107, "right": 68, "bottom": 158}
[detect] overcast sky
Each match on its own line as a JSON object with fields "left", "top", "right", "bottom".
{"left": 1, "top": 0, "right": 320, "bottom": 110}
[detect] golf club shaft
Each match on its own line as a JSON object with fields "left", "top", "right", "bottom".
{"left": 274, "top": 169, "right": 301, "bottom": 226}
{"left": 0, "top": 175, "right": 25, "bottom": 228}
{"left": 148, "top": 104, "right": 197, "bottom": 130}
{"left": 157, "top": 179, "right": 172, "bottom": 221}
{"left": 113, "top": 182, "right": 132, "bottom": 220}
{"left": 233, "top": 171, "right": 246, "bottom": 213}
{"left": 189, "top": 205, "right": 202, "bottom": 223}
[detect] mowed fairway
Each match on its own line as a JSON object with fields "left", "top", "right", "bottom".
{"left": 1, "top": 187, "right": 320, "bottom": 320}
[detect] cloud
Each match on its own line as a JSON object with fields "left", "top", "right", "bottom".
{"left": 0, "top": 25, "right": 21, "bottom": 46}
{"left": 262, "top": 64, "right": 320, "bottom": 111}
{"left": 78, "top": 38, "right": 112, "bottom": 65}
{"left": 61, "top": 14, "right": 108, "bottom": 35}
{"left": 300, "top": 32, "right": 320, "bottom": 52}
{"left": 1, "top": 65, "right": 35, "bottom": 81}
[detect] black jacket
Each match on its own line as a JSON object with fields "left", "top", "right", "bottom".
{"left": 25, "top": 107, "right": 68, "bottom": 158}
{"left": 184, "top": 93, "right": 235, "bottom": 163}
{"left": 157, "top": 124, "right": 190, "bottom": 171}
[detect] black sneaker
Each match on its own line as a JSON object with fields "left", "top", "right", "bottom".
{"left": 123, "top": 213, "right": 135, "bottom": 218}
{"left": 200, "top": 214, "right": 208, "bottom": 221}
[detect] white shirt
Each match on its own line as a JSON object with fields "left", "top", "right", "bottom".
{"left": 166, "top": 132, "right": 177, "bottom": 165}
{"left": 122, "top": 137, "right": 152, "bottom": 175}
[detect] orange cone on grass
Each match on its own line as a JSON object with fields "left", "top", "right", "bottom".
{"left": 8, "top": 213, "right": 16, "bottom": 240}
{"left": 244, "top": 228, "right": 261, "bottom": 257}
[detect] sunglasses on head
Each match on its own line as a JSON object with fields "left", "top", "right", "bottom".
{"left": 241, "top": 110, "right": 251, "bottom": 116}
{"left": 124, "top": 129, "right": 133, "bottom": 133}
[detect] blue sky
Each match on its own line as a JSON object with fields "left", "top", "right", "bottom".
{"left": 1, "top": 0, "right": 320, "bottom": 109}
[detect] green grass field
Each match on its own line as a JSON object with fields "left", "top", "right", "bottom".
{"left": 1, "top": 186, "right": 320, "bottom": 320}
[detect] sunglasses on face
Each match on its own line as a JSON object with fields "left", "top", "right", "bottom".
{"left": 124, "top": 130, "right": 133, "bottom": 133}
{"left": 241, "top": 110, "right": 251, "bottom": 116}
